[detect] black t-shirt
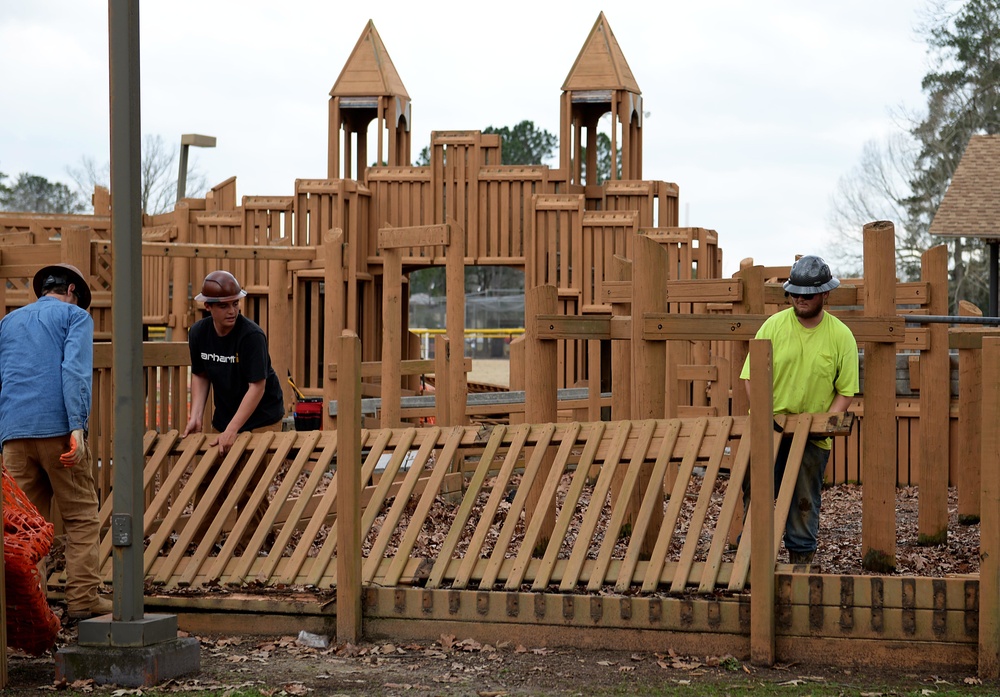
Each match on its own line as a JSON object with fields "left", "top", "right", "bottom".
{"left": 188, "top": 314, "right": 285, "bottom": 432}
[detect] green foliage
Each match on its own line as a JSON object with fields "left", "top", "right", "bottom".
{"left": 905, "top": 0, "right": 1000, "bottom": 308}
{"left": 483, "top": 120, "right": 557, "bottom": 165}
{"left": 415, "top": 145, "right": 430, "bottom": 166}
{"left": 829, "top": 0, "right": 1000, "bottom": 312}
{"left": 0, "top": 170, "right": 85, "bottom": 214}
{"left": 581, "top": 132, "right": 622, "bottom": 185}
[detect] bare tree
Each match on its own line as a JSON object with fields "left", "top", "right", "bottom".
{"left": 67, "top": 134, "right": 209, "bottom": 215}
{"left": 825, "top": 130, "right": 920, "bottom": 279}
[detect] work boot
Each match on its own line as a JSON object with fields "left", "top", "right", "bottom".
{"left": 788, "top": 550, "right": 815, "bottom": 565}
{"left": 68, "top": 596, "right": 113, "bottom": 620}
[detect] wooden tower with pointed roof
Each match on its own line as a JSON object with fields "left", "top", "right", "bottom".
{"left": 560, "top": 13, "right": 643, "bottom": 187}
{"left": 329, "top": 20, "right": 411, "bottom": 179}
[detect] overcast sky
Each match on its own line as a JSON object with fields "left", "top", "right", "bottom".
{"left": 2, "top": 0, "right": 931, "bottom": 276}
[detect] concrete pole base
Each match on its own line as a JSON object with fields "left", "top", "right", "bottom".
{"left": 54, "top": 637, "right": 200, "bottom": 687}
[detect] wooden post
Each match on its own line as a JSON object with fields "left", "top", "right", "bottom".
{"left": 749, "top": 339, "right": 775, "bottom": 666}
{"left": 267, "top": 258, "right": 294, "bottom": 415}
{"left": 918, "top": 244, "right": 949, "bottom": 544}
{"left": 323, "top": 229, "right": 345, "bottom": 431}
{"left": 629, "top": 234, "right": 667, "bottom": 555}
{"left": 610, "top": 255, "right": 632, "bottom": 421}
{"left": 861, "top": 221, "right": 897, "bottom": 571}
{"left": 726, "top": 257, "right": 761, "bottom": 545}
{"left": 336, "top": 330, "right": 362, "bottom": 644}
{"left": 980, "top": 337, "right": 1000, "bottom": 679}
{"left": 630, "top": 234, "right": 667, "bottom": 418}
{"left": 61, "top": 226, "right": 92, "bottom": 282}
{"left": 957, "top": 300, "right": 983, "bottom": 523}
{"left": 508, "top": 336, "right": 525, "bottom": 425}
{"left": 434, "top": 335, "right": 452, "bottom": 426}
{"left": 524, "top": 285, "right": 557, "bottom": 544}
{"left": 380, "top": 246, "right": 402, "bottom": 428}
{"left": 445, "top": 218, "right": 467, "bottom": 424}
{"left": 732, "top": 261, "right": 764, "bottom": 418}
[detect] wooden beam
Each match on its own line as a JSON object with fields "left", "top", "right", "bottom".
{"left": 99, "top": 241, "right": 319, "bottom": 260}
{"left": 861, "top": 221, "right": 898, "bottom": 571}
{"left": 377, "top": 224, "right": 449, "bottom": 250}
{"left": 981, "top": 337, "right": 1000, "bottom": 678}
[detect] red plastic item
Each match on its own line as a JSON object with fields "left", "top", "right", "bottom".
{"left": 3, "top": 467, "right": 60, "bottom": 655}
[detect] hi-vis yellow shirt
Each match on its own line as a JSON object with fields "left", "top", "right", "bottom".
{"left": 739, "top": 307, "right": 859, "bottom": 449}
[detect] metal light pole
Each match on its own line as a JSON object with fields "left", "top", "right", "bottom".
{"left": 176, "top": 133, "right": 216, "bottom": 202}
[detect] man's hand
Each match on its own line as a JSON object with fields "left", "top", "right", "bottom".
{"left": 211, "top": 428, "right": 239, "bottom": 455}
{"left": 181, "top": 417, "right": 203, "bottom": 438}
{"left": 59, "top": 429, "right": 89, "bottom": 468}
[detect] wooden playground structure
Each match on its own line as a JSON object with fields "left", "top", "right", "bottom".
{"left": 0, "top": 12, "right": 998, "bottom": 683}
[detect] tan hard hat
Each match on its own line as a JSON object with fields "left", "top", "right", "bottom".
{"left": 33, "top": 263, "right": 92, "bottom": 311}
{"left": 195, "top": 270, "right": 247, "bottom": 303}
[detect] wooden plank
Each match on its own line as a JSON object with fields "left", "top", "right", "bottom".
{"left": 426, "top": 425, "right": 506, "bottom": 589}
{"left": 668, "top": 417, "right": 733, "bottom": 593}
{"left": 643, "top": 315, "right": 904, "bottom": 343}
{"left": 698, "top": 431, "right": 750, "bottom": 593}
{"left": 100, "top": 241, "right": 318, "bottom": 260}
{"left": 225, "top": 432, "right": 321, "bottom": 584}
{"left": 533, "top": 422, "right": 606, "bottom": 590}
{"left": 981, "top": 337, "right": 1000, "bottom": 677}
{"left": 534, "top": 314, "right": 612, "bottom": 340}
{"left": 336, "top": 333, "right": 363, "bottom": 643}
{"left": 560, "top": 421, "right": 631, "bottom": 591}
{"left": 247, "top": 434, "right": 337, "bottom": 585}
{"left": 153, "top": 434, "right": 254, "bottom": 585}
{"left": 748, "top": 340, "right": 775, "bottom": 665}
{"left": 171, "top": 431, "right": 278, "bottom": 589}
{"left": 588, "top": 420, "right": 656, "bottom": 591}
{"left": 506, "top": 423, "right": 582, "bottom": 589}
{"left": 377, "top": 224, "right": 449, "bottom": 250}
{"left": 452, "top": 424, "right": 529, "bottom": 589}
{"left": 362, "top": 429, "right": 428, "bottom": 583}
{"left": 480, "top": 423, "right": 557, "bottom": 589}
{"left": 861, "top": 221, "right": 898, "bottom": 571}
{"left": 627, "top": 419, "right": 683, "bottom": 592}
{"left": 918, "top": 245, "right": 950, "bottom": 544}
{"left": 382, "top": 427, "right": 466, "bottom": 587}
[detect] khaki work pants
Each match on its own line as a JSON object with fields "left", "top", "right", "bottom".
{"left": 4, "top": 435, "right": 102, "bottom": 614}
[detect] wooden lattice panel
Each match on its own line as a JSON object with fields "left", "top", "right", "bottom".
{"left": 84, "top": 414, "right": 848, "bottom": 594}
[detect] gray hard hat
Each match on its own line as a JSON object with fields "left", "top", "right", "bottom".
{"left": 783, "top": 255, "right": 839, "bottom": 295}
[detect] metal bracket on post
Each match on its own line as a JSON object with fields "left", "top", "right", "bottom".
{"left": 111, "top": 514, "right": 132, "bottom": 546}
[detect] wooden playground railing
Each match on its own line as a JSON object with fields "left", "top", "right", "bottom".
{"left": 82, "top": 411, "right": 847, "bottom": 594}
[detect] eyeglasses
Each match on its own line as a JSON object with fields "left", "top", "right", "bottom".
{"left": 785, "top": 292, "right": 819, "bottom": 300}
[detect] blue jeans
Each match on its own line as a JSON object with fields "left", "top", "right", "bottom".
{"left": 742, "top": 438, "right": 830, "bottom": 554}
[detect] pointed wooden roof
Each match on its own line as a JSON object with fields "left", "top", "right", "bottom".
{"left": 562, "top": 12, "right": 640, "bottom": 94}
{"left": 930, "top": 135, "right": 1000, "bottom": 239}
{"left": 330, "top": 20, "right": 409, "bottom": 99}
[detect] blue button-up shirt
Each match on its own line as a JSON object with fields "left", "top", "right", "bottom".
{"left": 0, "top": 295, "right": 93, "bottom": 444}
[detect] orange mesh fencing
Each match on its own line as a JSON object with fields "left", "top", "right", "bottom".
{"left": 3, "top": 468, "right": 60, "bottom": 655}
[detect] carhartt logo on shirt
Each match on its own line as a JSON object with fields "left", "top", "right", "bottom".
{"left": 201, "top": 352, "right": 238, "bottom": 364}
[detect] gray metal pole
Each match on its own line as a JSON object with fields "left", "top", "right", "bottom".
{"left": 176, "top": 144, "right": 189, "bottom": 203}
{"left": 108, "top": 0, "right": 144, "bottom": 624}
{"left": 902, "top": 314, "right": 1000, "bottom": 325}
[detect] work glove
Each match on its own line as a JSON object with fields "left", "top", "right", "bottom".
{"left": 60, "top": 429, "right": 89, "bottom": 468}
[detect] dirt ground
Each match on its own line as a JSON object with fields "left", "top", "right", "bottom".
{"left": 6, "top": 627, "right": 992, "bottom": 696}
{"left": 468, "top": 359, "right": 511, "bottom": 388}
